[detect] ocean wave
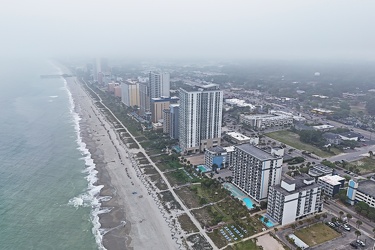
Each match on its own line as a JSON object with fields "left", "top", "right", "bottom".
{"left": 49, "top": 95, "right": 58, "bottom": 98}
{"left": 64, "top": 78, "right": 107, "bottom": 250}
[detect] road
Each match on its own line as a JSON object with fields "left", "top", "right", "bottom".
{"left": 327, "top": 144, "right": 375, "bottom": 162}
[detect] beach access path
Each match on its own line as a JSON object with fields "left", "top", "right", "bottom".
{"left": 67, "top": 77, "right": 179, "bottom": 250}
{"left": 77, "top": 78, "right": 218, "bottom": 249}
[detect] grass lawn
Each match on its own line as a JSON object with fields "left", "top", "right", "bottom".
{"left": 164, "top": 169, "right": 198, "bottom": 186}
{"left": 177, "top": 214, "right": 199, "bottom": 234}
{"left": 266, "top": 131, "right": 333, "bottom": 158}
{"left": 294, "top": 223, "right": 340, "bottom": 246}
{"left": 223, "top": 239, "right": 260, "bottom": 250}
{"left": 350, "top": 157, "right": 375, "bottom": 174}
{"left": 175, "top": 186, "right": 202, "bottom": 209}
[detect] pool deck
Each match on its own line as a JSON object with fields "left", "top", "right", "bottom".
{"left": 223, "top": 183, "right": 257, "bottom": 209}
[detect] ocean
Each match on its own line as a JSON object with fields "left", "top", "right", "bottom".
{"left": 0, "top": 59, "right": 100, "bottom": 249}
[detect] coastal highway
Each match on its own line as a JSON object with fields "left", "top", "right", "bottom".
{"left": 327, "top": 144, "right": 375, "bottom": 163}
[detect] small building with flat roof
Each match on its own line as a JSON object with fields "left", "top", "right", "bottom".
{"left": 313, "top": 124, "right": 335, "bottom": 131}
{"left": 226, "top": 132, "right": 252, "bottom": 144}
{"left": 317, "top": 175, "right": 345, "bottom": 197}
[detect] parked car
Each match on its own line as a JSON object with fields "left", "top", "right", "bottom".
{"left": 327, "top": 222, "right": 335, "bottom": 227}
{"left": 343, "top": 224, "right": 351, "bottom": 231}
{"left": 350, "top": 242, "right": 359, "bottom": 249}
{"left": 356, "top": 239, "right": 365, "bottom": 247}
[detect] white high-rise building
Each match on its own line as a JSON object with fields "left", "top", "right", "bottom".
{"left": 267, "top": 177, "right": 323, "bottom": 225}
{"left": 149, "top": 72, "right": 170, "bottom": 98}
{"left": 231, "top": 144, "right": 283, "bottom": 202}
{"left": 179, "top": 84, "right": 223, "bottom": 154}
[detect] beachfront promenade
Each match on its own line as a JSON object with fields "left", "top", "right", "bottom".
{"left": 79, "top": 79, "right": 218, "bottom": 249}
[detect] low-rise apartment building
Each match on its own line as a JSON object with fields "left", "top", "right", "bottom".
{"left": 317, "top": 175, "right": 345, "bottom": 197}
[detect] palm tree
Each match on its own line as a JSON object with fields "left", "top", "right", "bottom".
{"left": 347, "top": 213, "right": 352, "bottom": 222}
{"left": 339, "top": 211, "right": 344, "bottom": 219}
{"left": 322, "top": 214, "right": 328, "bottom": 222}
{"left": 315, "top": 214, "right": 321, "bottom": 221}
{"left": 356, "top": 220, "right": 363, "bottom": 229}
{"left": 263, "top": 217, "right": 269, "bottom": 225}
{"left": 355, "top": 230, "right": 361, "bottom": 240}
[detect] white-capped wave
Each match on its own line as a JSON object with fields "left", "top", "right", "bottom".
{"left": 49, "top": 95, "right": 58, "bottom": 98}
{"left": 63, "top": 78, "right": 107, "bottom": 250}
{"left": 68, "top": 197, "right": 84, "bottom": 208}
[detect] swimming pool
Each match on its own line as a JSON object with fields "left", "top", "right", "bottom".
{"left": 243, "top": 197, "right": 254, "bottom": 209}
{"left": 260, "top": 216, "right": 274, "bottom": 228}
{"left": 196, "top": 165, "right": 211, "bottom": 173}
{"left": 223, "top": 183, "right": 256, "bottom": 210}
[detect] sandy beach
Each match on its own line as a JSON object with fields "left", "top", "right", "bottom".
{"left": 66, "top": 76, "right": 178, "bottom": 250}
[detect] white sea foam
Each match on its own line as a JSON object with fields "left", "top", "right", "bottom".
{"left": 63, "top": 78, "right": 107, "bottom": 250}
{"left": 49, "top": 95, "right": 58, "bottom": 98}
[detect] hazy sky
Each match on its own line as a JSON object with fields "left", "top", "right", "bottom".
{"left": 1, "top": 0, "right": 374, "bottom": 60}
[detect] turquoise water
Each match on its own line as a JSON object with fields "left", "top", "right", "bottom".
{"left": 0, "top": 59, "right": 98, "bottom": 249}
{"left": 243, "top": 197, "right": 254, "bottom": 209}
{"left": 197, "top": 165, "right": 210, "bottom": 173}
{"left": 223, "top": 183, "right": 255, "bottom": 210}
{"left": 260, "top": 216, "right": 275, "bottom": 228}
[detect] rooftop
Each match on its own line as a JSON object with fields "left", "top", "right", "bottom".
{"left": 223, "top": 146, "right": 235, "bottom": 152}
{"left": 318, "top": 175, "right": 345, "bottom": 186}
{"left": 206, "top": 146, "right": 226, "bottom": 154}
{"left": 235, "top": 144, "right": 280, "bottom": 161}
{"left": 227, "top": 132, "right": 250, "bottom": 141}
{"left": 313, "top": 125, "right": 335, "bottom": 130}
{"left": 339, "top": 132, "right": 362, "bottom": 138}
{"left": 358, "top": 180, "right": 375, "bottom": 198}
{"left": 275, "top": 176, "right": 321, "bottom": 195}
{"left": 323, "top": 132, "right": 341, "bottom": 139}
{"left": 312, "top": 164, "right": 334, "bottom": 173}
{"left": 180, "top": 83, "right": 220, "bottom": 92}
{"left": 241, "top": 114, "right": 292, "bottom": 120}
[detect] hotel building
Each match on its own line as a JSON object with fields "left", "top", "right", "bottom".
{"left": 267, "top": 177, "right": 323, "bottom": 225}
{"left": 231, "top": 144, "right": 283, "bottom": 202}
{"left": 179, "top": 84, "right": 223, "bottom": 154}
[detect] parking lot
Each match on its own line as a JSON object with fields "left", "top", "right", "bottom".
{"left": 312, "top": 221, "right": 374, "bottom": 250}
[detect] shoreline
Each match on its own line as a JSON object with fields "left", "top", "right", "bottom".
{"left": 65, "top": 76, "right": 179, "bottom": 250}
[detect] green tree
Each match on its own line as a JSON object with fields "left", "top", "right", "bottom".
{"left": 355, "top": 230, "right": 361, "bottom": 240}
{"left": 347, "top": 213, "right": 352, "bottom": 222}
{"left": 356, "top": 220, "right": 362, "bottom": 229}
{"left": 322, "top": 214, "right": 328, "bottom": 222}
{"left": 211, "top": 163, "right": 219, "bottom": 173}
{"left": 263, "top": 217, "right": 269, "bottom": 225}
{"left": 339, "top": 211, "right": 344, "bottom": 219}
{"left": 315, "top": 214, "right": 321, "bottom": 221}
